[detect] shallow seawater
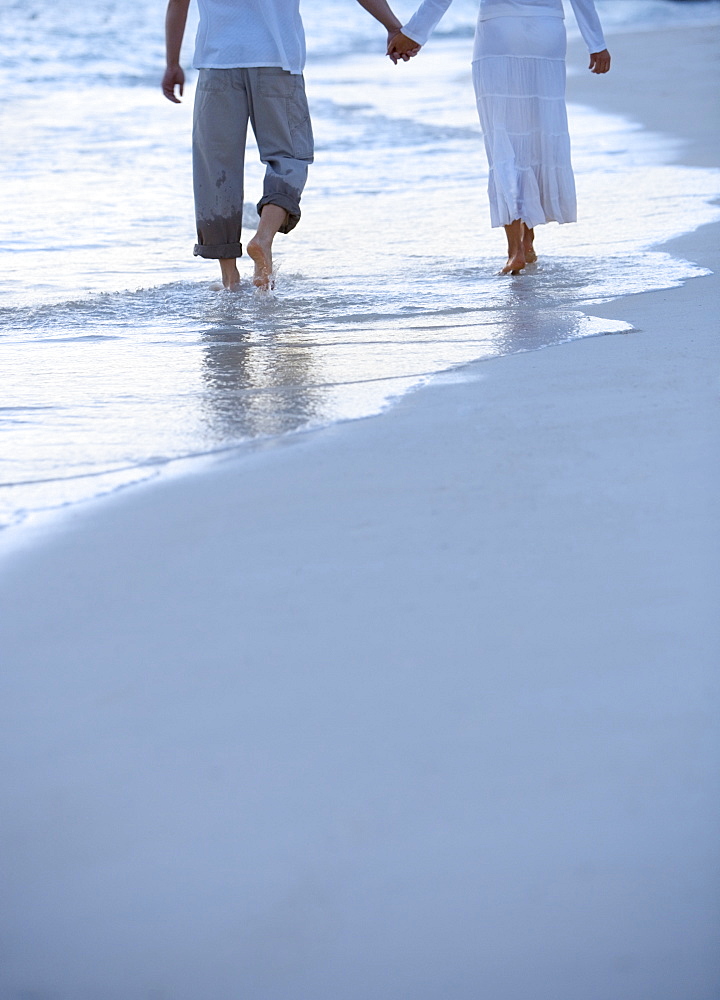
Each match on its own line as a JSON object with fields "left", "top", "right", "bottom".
{"left": 1, "top": 1, "right": 719, "bottom": 531}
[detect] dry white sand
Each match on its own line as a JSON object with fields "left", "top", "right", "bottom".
{"left": 1, "top": 26, "right": 718, "bottom": 1000}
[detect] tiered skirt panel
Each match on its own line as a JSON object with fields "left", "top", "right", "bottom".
{"left": 472, "top": 16, "right": 576, "bottom": 228}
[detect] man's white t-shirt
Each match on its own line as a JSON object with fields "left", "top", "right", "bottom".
{"left": 193, "top": 0, "right": 306, "bottom": 75}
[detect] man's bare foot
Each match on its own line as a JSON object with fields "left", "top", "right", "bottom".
{"left": 246, "top": 235, "right": 274, "bottom": 290}
{"left": 219, "top": 258, "right": 241, "bottom": 291}
{"left": 501, "top": 249, "right": 526, "bottom": 275}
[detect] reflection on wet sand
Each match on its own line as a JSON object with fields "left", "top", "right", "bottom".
{"left": 200, "top": 324, "right": 323, "bottom": 442}
{"left": 197, "top": 268, "right": 631, "bottom": 451}
{"left": 489, "top": 266, "right": 619, "bottom": 356}
{"left": 0, "top": 260, "right": 634, "bottom": 529}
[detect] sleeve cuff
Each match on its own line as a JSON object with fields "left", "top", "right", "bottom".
{"left": 401, "top": 22, "right": 427, "bottom": 46}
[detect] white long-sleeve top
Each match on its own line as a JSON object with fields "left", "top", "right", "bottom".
{"left": 402, "top": 0, "right": 606, "bottom": 54}
{"left": 193, "top": 0, "right": 306, "bottom": 74}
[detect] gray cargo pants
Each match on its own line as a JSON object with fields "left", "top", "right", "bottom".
{"left": 192, "top": 67, "right": 314, "bottom": 259}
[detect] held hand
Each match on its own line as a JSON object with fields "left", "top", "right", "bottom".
{"left": 387, "top": 30, "right": 421, "bottom": 64}
{"left": 589, "top": 49, "right": 611, "bottom": 74}
{"left": 162, "top": 64, "right": 185, "bottom": 102}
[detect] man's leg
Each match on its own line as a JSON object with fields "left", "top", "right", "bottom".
{"left": 245, "top": 68, "right": 314, "bottom": 289}
{"left": 192, "top": 69, "right": 248, "bottom": 289}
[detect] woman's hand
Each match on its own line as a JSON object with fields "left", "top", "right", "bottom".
{"left": 387, "top": 31, "right": 421, "bottom": 63}
{"left": 589, "top": 49, "right": 611, "bottom": 74}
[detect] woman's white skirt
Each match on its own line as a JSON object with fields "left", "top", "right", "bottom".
{"left": 472, "top": 16, "right": 576, "bottom": 229}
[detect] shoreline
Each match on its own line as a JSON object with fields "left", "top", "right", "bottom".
{"left": 1, "top": 26, "right": 717, "bottom": 549}
{"left": 1, "top": 22, "right": 719, "bottom": 1000}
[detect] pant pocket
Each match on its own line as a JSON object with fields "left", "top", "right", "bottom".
{"left": 257, "top": 66, "right": 294, "bottom": 97}
{"left": 196, "top": 68, "right": 231, "bottom": 93}
{"left": 287, "top": 79, "right": 314, "bottom": 160}
{"left": 253, "top": 68, "right": 314, "bottom": 161}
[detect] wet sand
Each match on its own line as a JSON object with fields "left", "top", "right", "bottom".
{"left": 1, "top": 25, "right": 718, "bottom": 1000}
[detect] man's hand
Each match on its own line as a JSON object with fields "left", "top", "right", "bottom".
{"left": 387, "top": 31, "right": 421, "bottom": 64}
{"left": 163, "top": 0, "right": 190, "bottom": 101}
{"left": 162, "top": 64, "right": 185, "bottom": 103}
{"left": 589, "top": 49, "right": 611, "bottom": 74}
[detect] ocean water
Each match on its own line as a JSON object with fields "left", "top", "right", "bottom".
{"left": 1, "top": 0, "right": 720, "bottom": 533}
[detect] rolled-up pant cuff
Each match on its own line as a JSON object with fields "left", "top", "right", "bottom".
{"left": 193, "top": 242, "right": 243, "bottom": 259}
{"left": 256, "top": 194, "right": 300, "bottom": 234}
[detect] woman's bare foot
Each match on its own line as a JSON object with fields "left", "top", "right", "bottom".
{"left": 501, "top": 219, "right": 526, "bottom": 274}
{"left": 522, "top": 225, "right": 537, "bottom": 264}
{"left": 246, "top": 235, "right": 274, "bottom": 291}
{"left": 500, "top": 250, "right": 526, "bottom": 275}
{"left": 219, "top": 258, "right": 241, "bottom": 291}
